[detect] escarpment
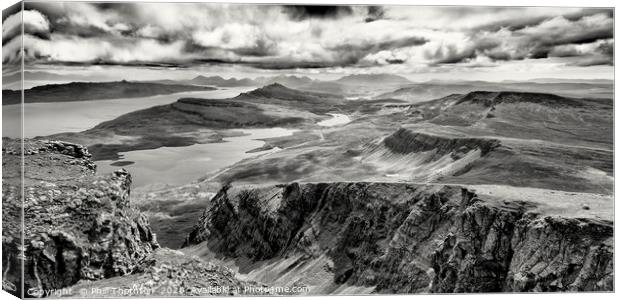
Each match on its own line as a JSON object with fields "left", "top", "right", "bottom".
{"left": 383, "top": 128, "right": 500, "bottom": 158}
{"left": 357, "top": 128, "right": 504, "bottom": 183}
{"left": 454, "top": 91, "right": 580, "bottom": 108}
{"left": 185, "top": 182, "right": 613, "bottom": 293}
{"left": 90, "top": 96, "right": 304, "bottom": 134}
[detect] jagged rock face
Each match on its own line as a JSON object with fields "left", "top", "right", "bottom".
{"left": 2, "top": 139, "right": 159, "bottom": 295}
{"left": 505, "top": 217, "right": 613, "bottom": 291}
{"left": 431, "top": 211, "right": 613, "bottom": 292}
{"left": 186, "top": 182, "right": 613, "bottom": 293}
{"left": 22, "top": 169, "right": 159, "bottom": 291}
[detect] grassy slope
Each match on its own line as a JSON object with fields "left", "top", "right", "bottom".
{"left": 210, "top": 91, "right": 613, "bottom": 194}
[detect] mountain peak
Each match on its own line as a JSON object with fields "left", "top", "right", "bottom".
{"left": 236, "top": 83, "right": 338, "bottom": 104}
{"left": 264, "top": 82, "right": 288, "bottom": 88}
{"left": 245, "top": 83, "right": 296, "bottom": 96}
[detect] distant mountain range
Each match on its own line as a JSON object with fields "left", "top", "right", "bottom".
{"left": 152, "top": 73, "right": 413, "bottom": 89}
{"left": 2, "top": 70, "right": 114, "bottom": 84}
{"left": 3, "top": 71, "right": 612, "bottom": 103}
{"left": 6, "top": 70, "right": 611, "bottom": 89}
{"left": 149, "top": 74, "right": 612, "bottom": 100}
{"left": 188, "top": 75, "right": 256, "bottom": 87}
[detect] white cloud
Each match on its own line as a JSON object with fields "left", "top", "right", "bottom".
{"left": 5, "top": 3, "right": 613, "bottom": 71}
{"left": 57, "top": 3, "right": 123, "bottom": 34}
{"left": 192, "top": 23, "right": 263, "bottom": 49}
{"left": 7, "top": 34, "right": 191, "bottom": 64}
{"left": 2, "top": 10, "right": 50, "bottom": 42}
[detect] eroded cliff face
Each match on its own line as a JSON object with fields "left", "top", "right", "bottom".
{"left": 185, "top": 182, "right": 613, "bottom": 293}
{"left": 23, "top": 169, "right": 160, "bottom": 291}
{"left": 382, "top": 128, "right": 500, "bottom": 159}
{"left": 2, "top": 139, "right": 159, "bottom": 295}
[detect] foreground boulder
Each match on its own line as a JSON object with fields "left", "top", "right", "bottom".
{"left": 185, "top": 182, "right": 613, "bottom": 293}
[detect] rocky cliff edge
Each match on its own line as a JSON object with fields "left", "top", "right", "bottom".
{"left": 1, "top": 139, "right": 264, "bottom": 297}
{"left": 185, "top": 182, "right": 613, "bottom": 293}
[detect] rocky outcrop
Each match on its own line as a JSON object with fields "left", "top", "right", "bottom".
{"left": 430, "top": 201, "right": 613, "bottom": 292}
{"left": 504, "top": 217, "right": 613, "bottom": 291}
{"left": 2, "top": 139, "right": 159, "bottom": 296}
{"left": 185, "top": 182, "right": 613, "bottom": 293}
{"left": 2, "top": 139, "right": 275, "bottom": 297}
{"left": 383, "top": 128, "right": 500, "bottom": 159}
{"left": 22, "top": 169, "right": 159, "bottom": 291}
{"left": 66, "top": 248, "right": 272, "bottom": 297}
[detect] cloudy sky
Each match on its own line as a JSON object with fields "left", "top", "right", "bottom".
{"left": 1, "top": 3, "right": 614, "bottom": 81}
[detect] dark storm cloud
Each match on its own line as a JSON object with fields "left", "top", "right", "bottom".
{"left": 240, "top": 35, "right": 426, "bottom": 69}
{"left": 428, "top": 47, "right": 476, "bottom": 64}
{"left": 473, "top": 8, "right": 612, "bottom": 32}
{"left": 91, "top": 3, "right": 129, "bottom": 10}
{"left": 226, "top": 39, "right": 278, "bottom": 57}
{"left": 2, "top": 2, "right": 21, "bottom": 22}
{"left": 429, "top": 10, "right": 613, "bottom": 66}
{"left": 282, "top": 5, "right": 354, "bottom": 21}
{"left": 192, "top": 57, "right": 342, "bottom": 70}
{"left": 597, "top": 41, "right": 614, "bottom": 56}
{"left": 549, "top": 40, "right": 614, "bottom": 66}
{"left": 329, "top": 36, "right": 428, "bottom": 64}
{"left": 427, "top": 39, "right": 500, "bottom": 64}
{"left": 384, "top": 58, "right": 405, "bottom": 64}
{"left": 473, "top": 15, "right": 556, "bottom": 33}
{"left": 329, "top": 36, "right": 429, "bottom": 58}
{"left": 365, "top": 6, "right": 386, "bottom": 22}
{"left": 53, "top": 23, "right": 112, "bottom": 38}
{"left": 248, "top": 61, "right": 336, "bottom": 70}
{"left": 22, "top": 2, "right": 133, "bottom": 39}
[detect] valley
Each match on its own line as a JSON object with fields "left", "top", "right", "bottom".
{"left": 2, "top": 74, "right": 614, "bottom": 295}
